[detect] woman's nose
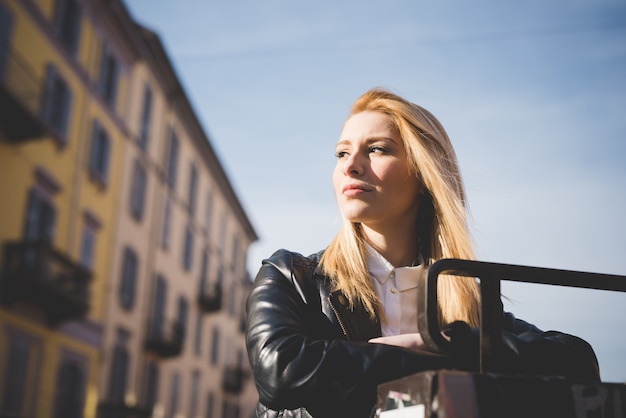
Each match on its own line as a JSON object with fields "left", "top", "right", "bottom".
{"left": 342, "top": 153, "right": 363, "bottom": 176}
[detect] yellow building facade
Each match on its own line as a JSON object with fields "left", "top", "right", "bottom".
{"left": 0, "top": 0, "right": 258, "bottom": 417}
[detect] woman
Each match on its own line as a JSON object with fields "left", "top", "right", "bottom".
{"left": 245, "top": 88, "right": 599, "bottom": 418}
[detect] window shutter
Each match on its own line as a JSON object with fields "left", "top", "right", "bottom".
{"left": 177, "top": 296, "right": 188, "bottom": 340}
{"left": 144, "top": 362, "right": 159, "bottom": 408}
{"left": 139, "top": 85, "right": 152, "bottom": 149}
{"left": 151, "top": 275, "right": 166, "bottom": 338}
{"left": 108, "top": 345, "right": 128, "bottom": 402}
{"left": 40, "top": 65, "right": 56, "bottom": 127}
{"left": 166, "top": 130, "right": 179, "bottom": 189}
{"left": 1, "top": 340, "right": 29, "bottom": 415}
{"left": 24, "top": 189, "right": 41, "bottom": 241}
{"left": 88, "top": 121, "right": 99, "bottom": 175}
{"left": 120, "top": 246, "right": 137, "bottom": 309}
{"left": 55, "top": 0, "right": 82, "bottom": 57}
{"left": 100, "top": 128, "right": 110, "bottom": 184}
{"left": 43, "top": 199, "right": 57, "bottom": 243}
{"left": 0, "top": 3, "right": 14, "bottom": 79}
{"left": 130, "top": 160, "right": 146, "bottom": 220}
{"left": 58, "top": 78, "right": 72, "bottom": 140}
{"left": 65, "top": 0, "right": 81, "bottom": 56}
{"left": 53, "top": 361, "right": 85, "bottom": 418}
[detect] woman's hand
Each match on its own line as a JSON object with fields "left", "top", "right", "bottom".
{"left": 369, "top": 333, "right": 426, "bottom": 350}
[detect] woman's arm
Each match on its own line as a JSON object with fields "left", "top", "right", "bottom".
{"left": 245, "top": 256, "right": 450, "bottom": 412}
{"left": 444, "top": 313, "right": 601, "bottom": 381}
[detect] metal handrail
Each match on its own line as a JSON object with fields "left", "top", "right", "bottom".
{"left": 417, "top": 258, "right": 626, "bottom": 373}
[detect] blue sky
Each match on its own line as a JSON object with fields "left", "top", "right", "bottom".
{"left": 124, "top": 0, "right": 626, "bottom": 382}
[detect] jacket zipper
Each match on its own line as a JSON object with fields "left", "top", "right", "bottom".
{"left": 328, "top": 297, "right": 349, "bottom": 338}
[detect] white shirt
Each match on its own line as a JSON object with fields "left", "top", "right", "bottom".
{"left": 365, "top": 244, "right": 424, "bottom": 336}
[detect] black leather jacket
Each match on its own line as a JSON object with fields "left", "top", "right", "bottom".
{"left": 245, "top": 249, "right": 600, "bottom": 418}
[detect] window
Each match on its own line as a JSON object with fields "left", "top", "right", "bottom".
{"left": 177, "top": 296, "right": 188, "bottom": 342}
{"left": 24, "top": 188, "right": 56, "bottom": 242}
{"left": 183, "top": 225, "right": 193, "bottom": 271}
{"left": 228, "top": 283, "right": 237, "bottom": 316}
{"left": 204, "top": 190, "right": 213, "bottom": 235}
{"left": 199, "top": 248, "right": 209, "bottom": 290}
{"left": 161, "top": 197, "right": 171, "bottom": 249}
{"left": 98, "top": 43, "right": 119, "bottom": 107}
{"left": 167, "top": 372, "right": 180, "bottom": 418}
{"left": 79, "top": 210, "right": 100, "bottom": 269}
{"left": 216, "top": 267, "right": 224, "bottom": 290}
{"left": 108, "top": 332, "right": 129, "bottom": 402}
{"left": 1, "top": 339, "right": 30, "bottom": 416}
{"left": 219, "top": 211, "right": 228, "bottom": 248}
{"left": 189, "top": 370, "right": 200, "bottom": 418}
{"left": 79, "top": 225, "right": 94, "bottom": 268}
{"left": 0, "top": 3, "right": 14, "bottom": 80}
{"left": 165, "top": 129, "right": 179, "bottom": 190}
{"left": 205, "top": 392, "right": 214, "bottom": 418}
{"left": 188, "top": 163, "right": 198, "bottom": 216}
{"left": 194, "top": 312, "right": 203, "bottom": 356}
{"left": 210, "top": 326, "right": 219, "bottom": 366}
{"left": 150, "top": 275, "right": 167, "bottom": 339}
{"left": 231, "top": 235, "right": 240, "bottom": 273}
{"left": 138, "top": 84, "right": 153, "bottom": 150}
{"left": 130, "top": 159, "right": 147, "bottom": 221}
{"left": 53, "top": 360, "right": 86, "bottom": 418}
{"left": 53, "top": 0, "right": 81, "bottom": 57}
{"left": 41, "top": 64, "right": 72, "bottom": 141}
{"left": 88, "top": 120, "right": 111, "bottom": 187}
{"left": 119, "top": 246, "right": 138, "bottom": 310}
{"left": 222, "top": 400, "right": 240, "bottom": 418}
{"left": 143, "top": 361, "right": 159, "bottom": 409}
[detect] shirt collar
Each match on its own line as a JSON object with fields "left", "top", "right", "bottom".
{"left": 365, "top": 243, "right": 423, "bottom": 290}
{"left": 365, "top": 243, "right": 394, "bottom": 285}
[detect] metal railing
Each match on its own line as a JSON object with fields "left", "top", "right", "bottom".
{"left": 144, "top": 318, "right": 185, "bottom": 358}
{"left": 198, "top": 281, "right": 222, "bottom": 312}
{"left": 416, "top": 259, "right": 626, "bottom": 373}
{"left": 1, "top": 241, "right": 92, "bottom": 324}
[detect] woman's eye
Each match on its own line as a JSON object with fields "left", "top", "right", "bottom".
{"left": 335, "top": 150, "right": 348, "bottom": 158}
{"left": 370, "top": 146, "right": 388, "bottom": 154}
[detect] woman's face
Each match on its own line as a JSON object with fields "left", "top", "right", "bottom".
{"left": 333, "top": 111, "right": 423, "bottom": 231}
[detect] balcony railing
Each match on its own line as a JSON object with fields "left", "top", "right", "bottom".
{"left": 144, "top": 319, "right": 184, "bottom": 358}
{"left": 97, "top": 401, "right": 152, "bottom": 418}
{"left": 0, "top": 44, "right": 47, "bottom": 141}
{"left": 1, "top": 241, "right": 92, "bottom": 325}
{"left": 222, "top": 366, "right": 244, "bottom": 394}
{"left": 198, "top": 281, "right": 222, "bottom": 313}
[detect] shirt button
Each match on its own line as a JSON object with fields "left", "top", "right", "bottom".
{"left": 390, "top": 288, "right": 397, "bottom": 294}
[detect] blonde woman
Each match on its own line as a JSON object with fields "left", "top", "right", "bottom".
{"left": 246, "top": 88, "right": 599, "bottom": 418}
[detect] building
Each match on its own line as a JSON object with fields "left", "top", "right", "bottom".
{"left": 0, "top": 0, "right": 258, "bottom": 417}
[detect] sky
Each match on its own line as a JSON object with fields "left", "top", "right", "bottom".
{"left": 124, "top": 0, "right": 626, "bottom": 382}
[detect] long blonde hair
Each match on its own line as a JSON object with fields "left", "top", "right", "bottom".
{"left": 319, "top": 88, "right": 480, "bottom": 327}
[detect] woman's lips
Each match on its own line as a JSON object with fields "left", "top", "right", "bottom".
{"left": 342, "top": 184, "right": 371, "bottom": 197}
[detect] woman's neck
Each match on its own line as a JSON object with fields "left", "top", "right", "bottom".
{"left": 361, "top": 223, "right": 419, "bottom": 267}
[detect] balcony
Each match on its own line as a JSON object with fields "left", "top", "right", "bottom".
{"left": 198, "top": 281, "right": 222, "bottom": 313}
{"left": 222, "top": 366, "right": 244, "bottom": 394}
{"left": 1, "top": 241, "right": 92, "bottom": 325}
{"left": 0, "top": 45, "right": 47, "bottom": 141}
{"left": 97, "top": 401, "right": 152, "bottom": 418}
{"left": 144, "top": 319, "right": 184, "bottom": 358}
